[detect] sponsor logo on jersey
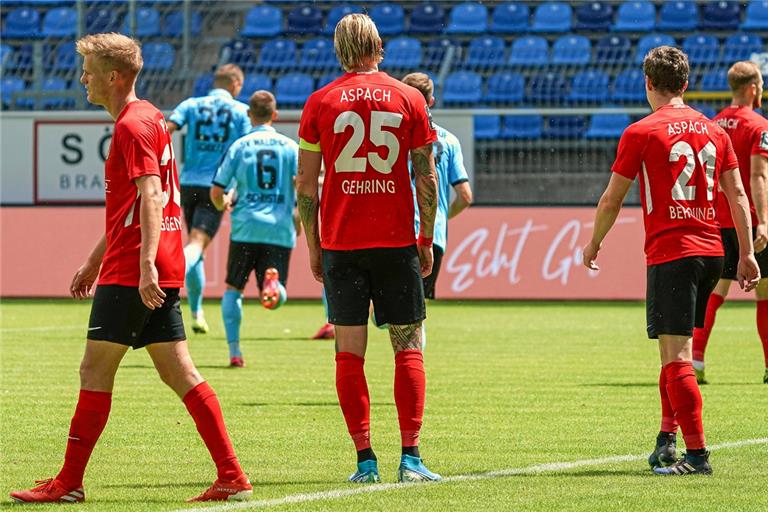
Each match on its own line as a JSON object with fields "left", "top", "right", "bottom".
{"left": 339, "top": 87, "right": 392, "bottom": 103}
{"left": 667, "top": 121, "right": 709, "bottom": 136}
{"left": 760, "top": 131, "right": 768, "bottom": 151}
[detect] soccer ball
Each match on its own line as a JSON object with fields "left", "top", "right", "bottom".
{"left": 261, "top": 268, "right": 287, "bottom": 310}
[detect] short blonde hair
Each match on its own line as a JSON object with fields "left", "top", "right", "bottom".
{"left": 334, "top": 13, "right": 383, "bottom": 72}
{"left": 728, "top": 61, "right": 762, "bottom": 93}
{"left": 76, "top": 33, "right": 142, "bottom": 81}
{"left": 402, "top": 73, "right": 434, "bottom": 103}
{"left": 214, "top": 64, "right": 244, "bottom": 89}
{"left": 249, "top": 90, "right": 276, "bottom": 122}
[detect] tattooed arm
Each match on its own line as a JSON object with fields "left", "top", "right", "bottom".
{"left": 296, "top": 149, "right": 323, "bottom": 282}
{"left": 411, "top": 144, "right": 437, "bottom": 277}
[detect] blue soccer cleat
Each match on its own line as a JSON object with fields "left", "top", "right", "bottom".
{"left": 397, "top": 454, "right": 442, "bottom": 482}
{"left": 348, "top": 460, "right": 380, "bottom": 483}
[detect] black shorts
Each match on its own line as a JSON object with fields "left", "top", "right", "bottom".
{"left": 322, "top": 245, "right": 426, "bottom": 327}
{"left": 646, "top": 256, "right": 724, "bottom": 339}
{"left": 422, "top": 245, "right": 444, "bottom": 300}
{"left": 87, "top": 285, "right": 186, "bottom": 349}
{"left": 226, "top": 241, "right": 291, "bottom": 290}
{"left": 720, "top": 227, "right": 768, "bottom": 280}
{"left": 180, "top": 185, "right": 223, "bottom": 239}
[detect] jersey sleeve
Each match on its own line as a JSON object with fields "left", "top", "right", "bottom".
{"left": 750, "top": 120, "right": 768, "bottom": 159}
{"left": 408, "top": 90, "right": 437, "bottom": 149}
{"left": 168, "top": 98, "right": 191, "bottom": 128}
{"left": 298, "top": 93, "right": 321, "bottom": 152}
{"left": 237, "top": 104, "right": 252, "bottom": 139}
{"left": 447, "top": 135, "right": 469, "bottom": 186}
{"left": 611, "top": 124, "right": 645, "bottom": 180}
{"left": 120, "top": 120, "right": 161, "bottom": 181}
{"left": 213, "top": 142, "right": 238, "bottom": 189}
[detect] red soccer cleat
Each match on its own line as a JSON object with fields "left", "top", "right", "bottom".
{"left": 229, "top": 356, "right": 245, "bottom": 368}
{"left": 187, "top": 474, "right": 253, "bottom": 502}
{"left": 311, "top": 322, "right": 335, "bottom": 340}
{"left": 9, "top": 478, "right": 85, "bottom": 503}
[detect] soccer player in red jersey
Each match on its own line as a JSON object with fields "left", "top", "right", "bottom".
{"left": 692, "top": 61, "right": 768, "bottom": 385}
{"left": 582, "top": 47, "right": 761, "bottom": 475}
{"left": 9, "top": 34, "right": 251, "bottom": 504}
{"left": 296, "top": 14, "right": 441, "bottom": 483}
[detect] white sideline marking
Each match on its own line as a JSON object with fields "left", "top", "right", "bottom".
{"left": 176, "top": 437, "right": 768, "bottom": 512}
{"left": 0, "top": 325, "right": 83, "bottom": 333}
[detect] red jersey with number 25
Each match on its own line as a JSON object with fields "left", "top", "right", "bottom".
{"left": 99, "top": 100, "right": 184, "bottom": 288}
{"left": 299, "top": 71, "right": 437, "bottom": 250}
{"left": 612, "top": 104, "right": 738, "bottom": 266}
{"left": 713, "top": 105, "right": 768, "bottom": 228}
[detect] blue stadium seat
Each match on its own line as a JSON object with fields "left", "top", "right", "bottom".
{"left": 123, "top": 7, "right": 160, "bottom": 37}
{"left": 275, "top": 73, "right": 314, "bottom": 105}
{"left": 742, "top": 0, "right": 768, "bottom": 30}
{"left": 48, "top": 42, "right": 77, "bottom": 72}
{"left": 142, "top": 42, "right": 174, "bottom": 71}
{"left": 8, "top": 44, "right": 33, "bottom": 73}
{"left": 286, "top": 5, "right": 323, "bottom": 35}
{"left": 381, "top": 37, "right": 421, "bottom": 69}
{"left": 192, "top": 73, "right": 214, "bottom": 97}
{"left": 531, "top": 2, "right": 572, "bottom": 32}
{"left": 42, "top": 7, "right": 77, "bottom": 37}
{"left": 613, "top": 1, "right": 656, "bottom": 32}
{"left": 221, "top": 39, "right": 256, "bottom": 70}
{"left": 410, "top": 3, "right": 445, "bottom": 33}
{"left": 299, "top": 38, "right": 336, "bottom": 70}
{"left": 40, "top": 77, "right": 75, "bottom": 110}
{"left": 595, "top": 35, "right": 632, "bottom": 64}
{"left": 682, "top": 34, "right": 720, "bottom": 65}
{"left": 544, "top": 116, "right": 587, "bottom": 138}
{"left": 1, "top": 77, "right": 33, "bottom": 110}
{"left": 490, "top": 2, "right": 529, "bottom": 33}
{"left": 691, "top": 104, "right": 717, "bottom": 119}
{"left": 723, "top": 33, "right": 764, "bottom": 62}
{"left": 369, "top": 3, "right": 404, "bottom": 35}
{"left": 508, "top": 36, "right": 548, "bottom": 67}
{"left": 442, "top": 71, "right": 483, "bottom": 105}
{"left": 552, "top": 35, "right": 591, "bottom": 66}
{"left": 4, "top": 8, "right": 41, "bottom": 38}
{"left": 700, "top": 68, "right": 728, "bottom": 91}
{"left": 568, "top": 70, "right": 610, "bottom": 103}
{"left": 612, "top": 69, "right": 646, "bottom": 102}
{"left": 317, "top": 73, "right": 342, "bottom": 89}
{"left": 501, "top": 114, "right": 542, "bottom": 139}
{"left": 162, "top": 10, "right": 202, "bottom": 38}
{"left": 465, "top": 36, "right": 506, "bottom": 70}
{"left": 586, "top": 109, "right": 631, "bottom": 138}
{"left": 446, "top": 2, "right": 488, "bottom": 34}
{"left": 256, "top": 38, "right": 297, "bottom": 70}
{"left": 527, "top": 71, "right": 568, "bottom": 104}
{"left": 485, "top": 71, "right": 524, "bottom": 104}
{"left": 237, "top": 73, "right": 272, "bottom": 103}
{"left": 424, "top": 37, "right": 457, "bottom": 67}
{"left": 657, "top": 1, "right": 698, "bottom": 31}
{"left": 0, "top": 45, "right": 12, "bottom": 70}
{"left": 474, "top": 115, "right": 501, "bottom": 140}
{"left": 86, "top": 7, "right": 121, "bottom": 34}
{"left": 635, "top": 33, "right": 676, "bottom": 63}
{"left": 324, "top": 4, "right": 363, "bottom": 34}
{"left": 701, "top": 1, "right": 740, "bottom": 30}
{"left": 241, "top": 5, "right": 282, "bottom": 37}
{"left": 574, "top": 2, "right": 613, "bottom": 31}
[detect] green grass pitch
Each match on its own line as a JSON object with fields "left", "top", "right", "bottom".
{"left": 1, "top": 299, "right": 766, "bottom": 511}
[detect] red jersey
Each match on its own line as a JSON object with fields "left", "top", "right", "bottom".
{"left": 99, "top": 100, "right": 184, "bottom": 288}
{"left": 298, "top": 71, "right": 437, "bottom": 250}
{"left": 713, "top": 105, "right": 768, "bottom": 228}
{"left": 612, "top": 104, "right": 738, "bottom": 266}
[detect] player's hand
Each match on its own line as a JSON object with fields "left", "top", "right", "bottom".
{"left": 309, "top": 248, "right": 323, "bottom": 283}
{"left": 222, "top": 190, "right": 236, "bottom": 212}
{"left": 70, "top": 260, "right": 100, "bottom": 299}
{"left": 139, "top": 262, "right": 166, "bottom": 309}
{"left": 582, "top": 241, "right": 601, "bottom": 271}
{"left": 754, "top": 223, "right": 768, "bottom": 254}
{"left": 417, "top": 244, "right": 433, "bottom": 278}
{"left": 736, "top": 254, "right": 761, "bottom": 292}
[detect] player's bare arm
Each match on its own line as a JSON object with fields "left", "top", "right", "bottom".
{"left": 70, "top": 235, "right": 107, "bottom": 300}
{"left": 388, "top": 324, "right": 423, "bottom": 352}
{"left": 166, "top": 120, "right": 180, "bottom": 134}
{"left": 583, "top": 173, "right": 633, "bottom": 271}
{"left": 209, "top": 184, "right": 232, "bottom": 212}
{"left": 720, "top": 167, "right": 761, "bottom": 290}
{"left": 412, "top": 144, "right": 437, "bottom": 277}
{"left": 448, "top": 181, "right": 473, "bottom": 219}
{"left": 296, "top": 148, "right": 323, "bottom": 282}
{"left": 750, "top": 154, "right": 768, "bottom": 253}
{"left": 136, "top": 174, "right": 167, "bottom": 309}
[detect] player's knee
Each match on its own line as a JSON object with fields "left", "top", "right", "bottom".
{"left": 388, "top": 323, "right": 423, "bottom": 353}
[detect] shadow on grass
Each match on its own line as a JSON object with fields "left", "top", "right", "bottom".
{"left": 240, "top": 401, "right": 395, "bottom": 408}
{"left": 580, "top": 382, "right": 657, "bottom": 388}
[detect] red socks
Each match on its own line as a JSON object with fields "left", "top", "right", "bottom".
{"left": 56, "top": 390, "right": 112, "bottom": 489}
{"left": 664, "top": 361, "right": 705, "bottom": 450}
{"left": 758, "top": 300, "right": 768, "bottom": 368}
{"left": 335, "top": 352, "right": 371, "bottom": 451}
{"left": 394, "top": 350, "right": 426, "bottom": 447}
{"left": 183, "top": 381, "right": 243, "bottom": 482}
{"left": 658, "top": 368, "right": 678, "bottom": 434}
{"left": 692, "top": 293, "right": 725, "bottom": 362}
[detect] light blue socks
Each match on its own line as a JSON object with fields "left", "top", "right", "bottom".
{"left": 222, "top": 289, "right": 243, "bottom": 358}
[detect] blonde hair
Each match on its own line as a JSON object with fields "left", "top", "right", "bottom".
{"left": 76, "top": 33, "right": 142, "bottom": 81}
{"left": 249, "top": 90, "right": 276, "bottom": 122}
{"left": 214, "top": 64, "right": 244, "bottom": 89}
{"left": 728, "top": 61, "right": 762, "bottom": 93}
{"left": 402, "top": 73, "right": 434, "bottom": 103}
{"left": 334, "top": 13, "right": 383, "bottom": 72}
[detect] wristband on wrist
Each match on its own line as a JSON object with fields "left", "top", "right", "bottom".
{"left": 417, "top": 234, "right": 433, "bottom": 247}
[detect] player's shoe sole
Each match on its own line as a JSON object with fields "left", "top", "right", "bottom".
{"left": 349, "top": 460, "right": 380, "bottom": 483}
{"left": 397, "top": 454, "right": 442, "bottom": 482}
{"left": 9, "top": 478, "right": 85, "bottom": 503}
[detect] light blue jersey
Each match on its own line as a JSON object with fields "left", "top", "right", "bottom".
{"left": 170, "top": 89, "right": 251, "bottom": 187}
{"left": 213, "top": 125, "right": 298, "bottom": 248}
{"left": 413, "top": 124, "right": 469, "bottom": 250}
